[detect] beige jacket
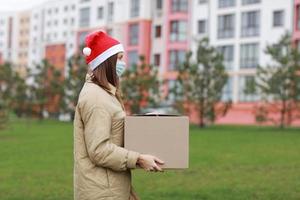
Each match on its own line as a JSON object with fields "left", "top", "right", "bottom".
{"left": 73, "top": 73, "right": 141, "bottom": 200}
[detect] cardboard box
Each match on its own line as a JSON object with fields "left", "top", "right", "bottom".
{"left": 124, "top": 115, "right": 189, "bottom": 169}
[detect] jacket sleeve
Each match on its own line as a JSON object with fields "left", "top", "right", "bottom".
{"left": 82, "top": 106, "right": 140, "bottom": 171}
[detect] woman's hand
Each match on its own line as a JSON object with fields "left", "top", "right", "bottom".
{"left": 137, "top": 154, "right": 165, "bottom": 172}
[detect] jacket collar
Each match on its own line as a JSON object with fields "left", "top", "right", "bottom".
{"left": 85, "top": 73, "right": 116, "bottom": 95}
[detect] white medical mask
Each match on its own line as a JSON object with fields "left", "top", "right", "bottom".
{"left": 116, "top": 60, "right": 126, "bottom": 77}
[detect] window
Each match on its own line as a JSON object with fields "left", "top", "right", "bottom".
{"left": 273, "top": 10, "right": 284, "bottom": 27}
{"left": 219, "top": 0, "right": 235, "bottom": 8}
{"left": 64, "top": 6, "right": 68, "bottom": 12}
{"left": 198, "top": 20, "right": 206, "bottom": 34}
{"left": 170, "top": 20, "right": 187, "bottom": 42}
{"left": 128, "top": 51, "right": 139, "bottom": 67}
{"left": 242, "top": 0, "right": 260, "bottom": 5}
{"left": 171, "top": 0, "right": 188, "bottom": 13}
{"left": 80, "top": 0, "right": 90, "bottom": 2}
{"left": 130, "top": 0, "right": 140, "bottom": 18}
{"left": 98, "top": 7, "right": 103, "bottom": 19}
{"left": 241, "top": 11, "right": 260, "bottom": 37}
{"left": 47, "top": 33, "right": 51, "bottom": 41}
{"left": 199, "top": 0, "right": 207, "bottom": 4}
{"left": 222, "top": 77, "right": 233, "bottom": 101}
{"left": 239, "top": 76, "right": 258, "bottom": 102}
{"left": 169, "top": 50, "right": 186, "bottom": 70}
{"left": 79, "top": 7, "right": 90, "bottom": 27}
{"left": 107, "top": 2, "right": 114, "bottom": 22}
{"left": 156, "top": 0, "right": 163, "bottom": 9}
{"left": 240, "top": 43, "right": 259, "bottom": 69}
{"left": 298, "top": 6, "right": 300, "bottom": 30}
{"left": 129, "top": 23, "right": 139, "bottom": 45}
{"left": 107, "top": 28, "right": 113, "bottom": 36}
{"left": 78, "top": 31, "right": 89, "bottom": 46}
{"left": 154, "top": 54, "right": 161, "bottom": 66}
{"left": 218, "top": 14, "right": 235, "bottom": 39}
{"left": 217, "top": 45, "right": 234, "bottom": 69}
{"left": 154, "top": 25, "right": 162, "bottom": 38}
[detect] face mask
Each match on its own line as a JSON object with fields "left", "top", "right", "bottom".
{"left": 116, "top": 60, "right": 126, "bottom": 77}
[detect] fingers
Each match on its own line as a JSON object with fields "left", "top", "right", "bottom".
{"left": 146, "top": 166, "right": 153, "bottom": 171}
{"left": 154, "top": 157, "right": 165, "bottom": 165}
{"left": 154, "top": 164, "right": 163, "bottom": 172}
{"left": 146, "top": 165, "right": 163, "bottom": 172}
{"left": 142, "top": 155, "right": 165, "bottom": 172}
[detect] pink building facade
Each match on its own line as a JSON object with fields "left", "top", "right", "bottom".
{"left": 164, "top": 0, "right": 190, "bottom": 92}
{"left": 2, "top": 0, "right": 299, "bottom": 125}
{"left": 123, "top": 20, "right": 151, "bottom": 65}
{"left": 293, "top": 0, "right": 300, "bottom": 46}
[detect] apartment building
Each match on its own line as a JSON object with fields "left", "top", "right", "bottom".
{"left": 76, "top": 0, "right": 152, "bottom": 66}
{"left": 0, "top": 0, "right": 297, "bottom": 124}
{"left": 15, "top": 11, "right": 31, "bottom": 77}
{"left": 293, "top": 0, "right": 300, "bottom": 46}
{"left": 29, "top": 0, "right": 78, "bottom": 76}
{"left": 0, "top": 12, "right": 15, "bottom": 65}
{"left": 188, "top": 0, "right": 293, "bottom": 124}
{"left": 28, "top": 4, "right": 45, "bottom": 74}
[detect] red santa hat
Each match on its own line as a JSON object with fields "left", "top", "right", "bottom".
{"left": 82, "top": 31, "right": 124, "bottom": 70}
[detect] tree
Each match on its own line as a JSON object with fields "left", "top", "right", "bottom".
{"left": 28, "top": 59, "right": 64, "bottom": 119}
{"left": 249, "top": 32, "right": 300, "bottom": 128}
{"left": 62, "top": 54, "right": 87, "bottom": 120}
{"left": 0, "top": 62, "right": 14, "bottom": 128}
{"left": 170, "top": 38, "right": 231, "bottom": 127}
{"left": 121, "top": 55, "right": 160, "bottom": 114}
{"left": 0, "top": 62, "right": 30, "bottom": 127}
{"left": 11, "top": 69, "right": 30, "bottom": 118}
{"left": 47, "top": 65, "right": 65, "bottom": 118}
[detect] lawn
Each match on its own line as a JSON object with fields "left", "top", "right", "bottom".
{"left": 0, "top": 119, "right": 300, "bottom": 200}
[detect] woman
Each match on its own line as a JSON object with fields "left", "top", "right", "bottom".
{"left": 73, "top": 31, "right": 164, "bottom": 200}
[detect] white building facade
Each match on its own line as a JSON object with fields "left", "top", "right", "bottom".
{"left": 0, "top": 0, "right": 295, "bottom": 104}
{"left": 191, "top": 0, "right": 294, "bottom": 103}
{"left": 0, "top": 12, "right": 16, "bottom": 64}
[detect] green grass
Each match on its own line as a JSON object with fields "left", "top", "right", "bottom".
{"left": 0, "top": 119, "right": 300, "bottom": 200}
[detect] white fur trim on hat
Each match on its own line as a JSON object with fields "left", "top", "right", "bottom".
{"left": 83, "top": 47, "right": 91, "bottom": 56}
{"left": 88, "top": 43, "right": 124, "bottom": 70}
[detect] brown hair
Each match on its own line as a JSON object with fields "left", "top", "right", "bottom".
{"left": 89, "top": 53, "right": 125, "bottom": 110}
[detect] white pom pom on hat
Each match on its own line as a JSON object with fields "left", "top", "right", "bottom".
{"left": 83, "top": 47, "right": 91, "bottom": 56}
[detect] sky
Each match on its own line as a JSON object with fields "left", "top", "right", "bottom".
{"left": 0, "top": 0, "right": 48, "bottom": 12}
